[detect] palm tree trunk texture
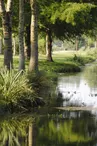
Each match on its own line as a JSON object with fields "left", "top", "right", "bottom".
{"left": 29, "top": 0, "right": 38, "bottom": 72}
{"left": 0, "top": 0, "right": 13, "bottom": 69}
{"left": 19, "top": 0, "right": 25, "bottom": 70}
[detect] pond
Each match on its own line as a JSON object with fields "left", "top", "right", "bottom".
{"left": 57, "top": 63, "right": 97, "bottom": 107}
{"left": 1, "top": 63, "right": 97, "bottom": 146}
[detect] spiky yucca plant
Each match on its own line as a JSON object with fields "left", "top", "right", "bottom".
{"left": 0, "top": 70, "right": 35, "bottom": 109}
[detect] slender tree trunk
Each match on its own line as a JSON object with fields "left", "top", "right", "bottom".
{"left": 95, "top": 41, "right": 97, "bottom": 48}
{"left": 19, "top": 0, "right": 25, "bottom": 70}
{"left": 29, "top": 0, "right": 38, "bottom": 72}
{"left": 28, "top": 123, "right": 36, "bottom": 146}
{"left": 46, "top": 33, "right": 48, "bottom": 56}
{"left": 0, "top": 37, "right": 2, "bottom": 54}
{"left": 25, "top": 25, "right": 31, "bottom": 59}
{"left": 75, "top": 36, "right": 79, "bottom": 51}
{"left": 13, "top": 37, "right": 16, "bottom": 55}
{"left": 95, "top": 36, "right": 97, "bottom": 48}
{"left": 0, "top": 0, "right": 13, "bottom": 69}
{"left": 46, "top": 29, "right": 53, "bottom": 62}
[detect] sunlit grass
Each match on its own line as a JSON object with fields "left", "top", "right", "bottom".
{"left": 0, "top": 50, "right": 96, "bottom": 71}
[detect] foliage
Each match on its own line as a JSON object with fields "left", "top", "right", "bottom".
{"left": 26, "top": 70, "right": 60, "bottom": 107}
{"left": 51, "top": 2, "right": 97, "bottom": 38}
{"left": 0, "top": 115, "right": 34, "bottom": 146}
{"left": 37, "top": 112, "right": 96, "bottom": 146}
{"left": 0, "top": 70, "right": 36, "bottom": 111}
{"left": 84, "top": 47, "right": 97, "bottom": 58}
{"left": 38, "top": 1, "right": 97, "bottom": 41}
{"left": 27, "top": 71, "right": 55, "bottom": 98}
{"left": 38, "top": 37, "right": 46, "bottom": 54}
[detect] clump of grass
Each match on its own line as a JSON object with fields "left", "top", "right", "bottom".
{"left": 0, "top": 70, "right": 36, "bottom": 112}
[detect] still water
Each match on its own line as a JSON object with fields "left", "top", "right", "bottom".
{"left": 57, "top": 63, "right": 97, "bottom": 107}
{"left": 1, "top": 64, "right": 97, "bottom": 146}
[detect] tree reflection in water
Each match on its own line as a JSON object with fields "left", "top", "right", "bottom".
{"left": 0, "top": 110, "right": 97, "bottom": 146}
{"left": 36, "top": 110, "right": 97, "bottom": 146}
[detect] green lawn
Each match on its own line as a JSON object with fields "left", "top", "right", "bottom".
{"left": 0, "top": 50, "right": 96, "bottom": 73}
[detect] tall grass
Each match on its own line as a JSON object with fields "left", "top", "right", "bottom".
{"left": 0, "top": 70, "right": 36, "bottom": 111}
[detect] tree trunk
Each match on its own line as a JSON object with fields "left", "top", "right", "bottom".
{"left": 95, "top": 36, "right": 97, "bottom": 48}
{"left": 0, "top": 0, "right": 13, "bottom": 69}
{"left": 29, "top": 0, "right": 38, "bottom": 72}
{"left": 13, "top": 37, "right": 16, "bottom": 55}
{"left": 24, "top": 25, "right": 31, "bottom": 60}
{"left": 28, "top": 123, "right": 36, "bottom": 146}
{"left": 95, "top": 40, "right": 97, "bottom": 48}
{"left": 46, "top": 33, "right": 48, "bottom": 56}
{"left": 0, "top": 37, "right": 2, "bottom": 54}
{"left": 46, "top": 29, "right": 53, "bottom": 62}
{"left": 75, "top": 36, "right": 79, "bottom": 51}
{"left": 19, "top": 0, "right": 25, "bottom": 70}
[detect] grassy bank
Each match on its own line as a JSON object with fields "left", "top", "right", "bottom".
{"left": 39, "top": 50, "right": 96, "bottom": 74}
{"left": 39, "top": 61, "right": 80, "bottom": 73}
{"left": 0, "top": 50, "right": 96, "bottom": 73}
{"left": 0, "top": 50, "right": 96, "bottom": 113}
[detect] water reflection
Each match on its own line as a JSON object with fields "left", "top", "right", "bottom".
{"left": 1, "top": 64, "right": 97, "bottom": 145}
{"left": 57, "top": 64, "right": 97, "bottom": 107}
{"left": 0, "top": 110, "right": 97, "bottom": 146}
{"left": 34, "top": 110, "right": 97, "bottom": 146}
{"left": 0, "top": 115, "right": 35, "bottom": 146}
